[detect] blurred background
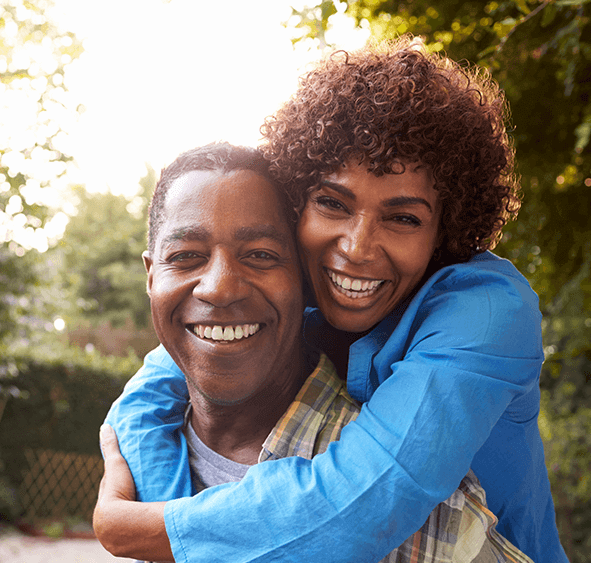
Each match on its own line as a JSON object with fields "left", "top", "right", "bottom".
{"left": 0, "top": 0, "right": 590, "bottom": 561}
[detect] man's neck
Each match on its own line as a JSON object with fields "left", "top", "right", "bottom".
{"left": 187, "top": 348, "right": 307, "bottom": 465}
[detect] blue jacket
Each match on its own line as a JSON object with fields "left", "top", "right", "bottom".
{"left": 106, "top": 251, "right": 567, "bottom": 563}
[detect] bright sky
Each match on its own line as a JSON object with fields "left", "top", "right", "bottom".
{"left": 49, "top": 0, "right": 368, "bottom": 197}
{"left": 1, "top": 0, "right": 368, "bottom": 253}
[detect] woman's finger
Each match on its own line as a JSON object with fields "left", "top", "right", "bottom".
{"left": 99, "top": 424, "right": 121, "bottom": 458}
{"left": 97, "top": 424, "right": 137, "bottom": 502}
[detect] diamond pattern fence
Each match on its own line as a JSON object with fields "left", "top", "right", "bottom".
{"left": 19, "top": 448, "right": 104, "bottom": 522}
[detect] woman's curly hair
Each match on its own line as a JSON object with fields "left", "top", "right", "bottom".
{"left": 260, "top": 36, "right": 521, "bottom": 265}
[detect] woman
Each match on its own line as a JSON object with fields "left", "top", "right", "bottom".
{"left": 98, "top": 37, "right": 566, "bottom": 562}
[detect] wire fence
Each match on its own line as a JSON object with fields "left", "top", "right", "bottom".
{"left": 19, "top": 448, "right": 103, "bottom": 522}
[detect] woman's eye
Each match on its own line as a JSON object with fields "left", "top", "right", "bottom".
{"left": 315, "top": 195, "right": 347, "bottom": 212}
{"left": 386, "top": 214, "right": 422, "bottom": 227}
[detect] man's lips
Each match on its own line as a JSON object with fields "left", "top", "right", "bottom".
{"left": 326, "top": 268, "right": 385, "bottom": 299}
{"left": 188, "top": 323, "right": 262, "bottom": 342}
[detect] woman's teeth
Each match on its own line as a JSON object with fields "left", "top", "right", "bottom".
{"left": 328, "top": 270, "right": 383, "bottom": 298}
{"left": 193, "top": 324, "right": 260, "bottom": 341}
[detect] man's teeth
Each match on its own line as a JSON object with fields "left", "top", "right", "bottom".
{"left": 194, "top": 324, "right": 260, "bottom": 341}
{"left": 328, "top": 270, "right": 383, "bottom": 297}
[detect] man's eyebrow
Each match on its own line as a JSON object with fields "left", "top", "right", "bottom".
{"left": 161, "top": 226, "right": 210, "bottom": 246}
{"left": 234, "top": 225, "right": 290, "bottom": 247}
{"left": 320, "top": 180, "right": 433, "bottom": 213}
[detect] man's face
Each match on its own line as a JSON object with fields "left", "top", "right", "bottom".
{"left": 144, "top": 169, "right": 303, "bottom": 406}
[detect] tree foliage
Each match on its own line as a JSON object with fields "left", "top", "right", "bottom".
{"left": 290, "top": 2, "right": 590, "bottom": 288}
{"left": 288, "top": 1, "right": 591, "bottom": 559}
{"left": 54, "top": 168, "right": 155, "bottom": 332}
{"left": 290, "top": 0, "right": 591, "bottom": 396}
{"left": 0, "top": 0, "right": 82, "bottom": 351}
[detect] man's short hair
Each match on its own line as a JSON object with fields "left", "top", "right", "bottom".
{"left": 147, "top": 142, "right": 294, "bottom": 254}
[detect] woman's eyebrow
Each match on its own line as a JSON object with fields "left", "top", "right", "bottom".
{"left": 321, "top": 180, "right": 433, "bottom": 212}
{"left": 319, "top": 180, "right": 356, "bottom": 200}
{"left": 382, "top": 196, "right": 433, "bottom": 212}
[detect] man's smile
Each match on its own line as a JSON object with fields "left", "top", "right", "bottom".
{"left": 189, "top": 323, "right": 262, "bottom": 342}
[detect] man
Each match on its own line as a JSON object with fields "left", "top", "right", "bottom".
{"left": 94, "top": 142, "right": 532, "bottom": 563}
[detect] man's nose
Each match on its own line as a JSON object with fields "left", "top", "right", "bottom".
{"left": 192, "top": 250, "right": 249, "bottom": 307}
{"left": 337, "top": 216, "right": 378, "bottom": 264}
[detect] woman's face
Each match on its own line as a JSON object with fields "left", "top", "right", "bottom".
{"left": 298, "top": 159, "right": 441, "bottom": 333}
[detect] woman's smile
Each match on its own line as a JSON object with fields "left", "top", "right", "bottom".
{"left": 325, "top": 268, "right": 386, "bottom": 301}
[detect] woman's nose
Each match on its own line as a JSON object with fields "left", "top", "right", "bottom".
{"left": 337, "top": 216, "right": 377, "bottom": 264}
{"left": 192, "top": 251, "right": 249, "bottom": 307}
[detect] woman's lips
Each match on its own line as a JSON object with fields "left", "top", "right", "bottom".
{"left": 326, "top": 268, "right": 385, "bottom": 299}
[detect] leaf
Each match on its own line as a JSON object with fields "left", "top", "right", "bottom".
{"left": 575, "top": 114, "right": 591, "bottom": 152}
{"left": 556, "top": 0, "right": 590, "bottom": 5}
{"left": 320, "top": 0, "right": 338, "bottom": 22}
{"left": 477, "top": 44, "right": 497, "bottom": 59}
{"left": 500, "top": 17, "right": 518, "bottom": 26}
{"left": 515, "top": 0, "right": 531, "bottom": 14}
{"left": 541, "top": 2, "right": 558, "bottom": 27}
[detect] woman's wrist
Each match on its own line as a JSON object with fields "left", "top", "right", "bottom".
{"left": 94, "top": 424, "right": 174, "bottom": 561}
{"left": 94, "top": 498, "right": 172, "bottom": 560}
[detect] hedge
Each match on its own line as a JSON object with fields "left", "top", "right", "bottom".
{"left": 0, "top": 344, "right": 142, "bottom": 520}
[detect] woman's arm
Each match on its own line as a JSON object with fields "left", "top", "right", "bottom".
{"left": 93, "top": 424, "right": 172, "bottom": 561}
{"left": 158, "top": 260, "right": 550, "bottom": 563}
{"left": 104, "top": 345, "right": 192, "bottom": 502}
{"left": 105, "top": 257, "right": 562, "bottom": 562}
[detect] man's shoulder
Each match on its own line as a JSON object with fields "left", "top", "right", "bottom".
{"left": 260, "top": 353, "right": 360, "bottom": 461}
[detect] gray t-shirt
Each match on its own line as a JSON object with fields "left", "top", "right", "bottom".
{"left": 138, "top": 410, "right": 253, "bottom": 563}
{"left": 183, "top": 406, "right": 252, "bottom": 492}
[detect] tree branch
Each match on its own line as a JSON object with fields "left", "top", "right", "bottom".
{"left": 495, "top": 0, "right": 554, "bottom": 54}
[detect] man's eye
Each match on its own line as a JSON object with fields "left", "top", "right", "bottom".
{"left": 169, "top": 252, "right": 200, "bottom": 263}
{"left": 248, "top": 250, "right": 277, "bottom": 261}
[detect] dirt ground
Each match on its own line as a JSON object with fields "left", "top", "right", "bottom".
{"left": 0, "top": 527, "right": 136, "bottom": 563}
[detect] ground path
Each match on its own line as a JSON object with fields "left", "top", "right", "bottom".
{"left": 0, "top": 527, "right": 135, "bottom": 563}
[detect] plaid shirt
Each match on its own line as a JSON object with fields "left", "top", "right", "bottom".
{"left": 258, "top": 353, "right": 534, "bottom": 563}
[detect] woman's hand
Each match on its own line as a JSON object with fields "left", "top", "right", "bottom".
{"left": 93, "top": 424, "right": 174, "bottom": 561}
{"left": 97, "top": 423, "right": 137, "bottom": 503}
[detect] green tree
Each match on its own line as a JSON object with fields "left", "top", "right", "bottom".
{"left": 0, "top": 0, "right": 84, "bottom": 517}
{"left": 0, "top": 0, "right": 83, "bottom": 391}
{"left": 55, "top": 168, "right": 155, "bottom": 332}
{"left": 288, "top": 2, "right": 591, "bottom": 560}
{"left": 289, "top": 0, "right": 591, "bottom": 309}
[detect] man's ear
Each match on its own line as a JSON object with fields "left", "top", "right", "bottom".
{"left": 142, "top": 250, "right": 153, "bottom": 297}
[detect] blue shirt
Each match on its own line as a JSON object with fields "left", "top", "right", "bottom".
{"left": 106, "top": 251, "right": 567, "bottom": 563}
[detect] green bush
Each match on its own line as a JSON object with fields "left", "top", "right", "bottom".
{"left": 0, "top": 343, "right": 141, "bottom": 521}
{"left": 540, "top": 384, "right": 591, "bottom": 562}
{"left": 2, "top": 338, "right": 590, "bottom": 560}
